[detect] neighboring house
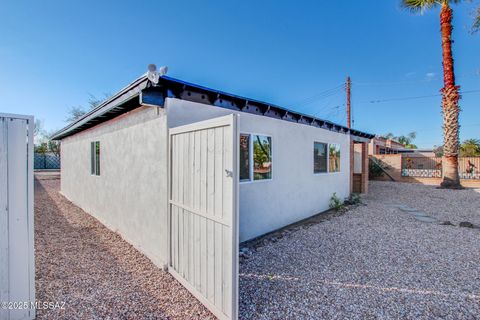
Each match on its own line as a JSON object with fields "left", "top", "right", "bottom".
{"left": 369, "top": 137, "right": 435, "bottom": 157}
{"left": 369, "top": 136, "right": 406, "bottom": 155}
{"left": 52, "top": 71, "right": 373, "bottom": 319}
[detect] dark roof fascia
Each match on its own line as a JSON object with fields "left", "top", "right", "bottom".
{"left": 159, "top": 76, "right": 375, "bottom": 139}
{"left": 52, "top": 74, "right": 375, "bottom": 140}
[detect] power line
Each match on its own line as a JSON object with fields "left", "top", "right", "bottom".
{"left": 353, "top": 71, "right": 479, "bottom": 87}
{"left": 288, "top": 83, "right": 345, "bottom": 108}
{"left": 358, "top": 89, "right": 480, "bottom": 104}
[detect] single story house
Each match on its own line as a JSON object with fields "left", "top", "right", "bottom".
{"left": 52, "top": 68, "right": 373, "bottom": 319}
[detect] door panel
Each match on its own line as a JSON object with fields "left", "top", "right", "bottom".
{"left": 169, "top": 115, "right": 238, "bottom": 320}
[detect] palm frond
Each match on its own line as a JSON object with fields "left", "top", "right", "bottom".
{"left": 401, "top": 0, "right": 440, "bottom": 13}
{"left": 473, "top": 7, "right": 480, "bottom": 33}
{"left": 401, "top": 0, "right": 463, "bottom": 13}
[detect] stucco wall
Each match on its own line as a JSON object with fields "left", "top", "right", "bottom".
{"left": 166, "top": 98, "right": 351, "bottom": 242}
{"left": 61, "top": 106, "right": 169, "bottom": 267}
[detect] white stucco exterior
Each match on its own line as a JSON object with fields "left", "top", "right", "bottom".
{"left": 165, "top": 98, "right": 351, "bottom": 241}
{"left": 61, "top": 106, "right": 169, "bottom": 266}
{"left": 60, "top": 97, "right": 352, "bottom": 268}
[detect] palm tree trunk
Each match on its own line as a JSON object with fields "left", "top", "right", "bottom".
{"left": 439, "top": 2, "right": 462, "bottom": 189}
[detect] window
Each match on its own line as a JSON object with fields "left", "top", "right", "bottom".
{"left": 253, "top": 135, "right": 272, "bottom": 180}
{"left": 329, "top": 144, "right": 341, "bottom": 172}
{"left": 314, "top": 142, "right": 328, "bottom": 173}
{"left": 91, "top": 141, "right": 100, "bottom": 176}
{"left": 240, "top": 134, "right": 250, "bottom": 181}
{"left": 239, "top": 134, "right": 272, "bottom": 182}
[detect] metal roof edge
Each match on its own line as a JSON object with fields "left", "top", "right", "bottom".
{"left": 50, "top": 74, "right": 148, "bottom": 140}
{"left": 52, "top": 73, "right": 375, "bottom": 140}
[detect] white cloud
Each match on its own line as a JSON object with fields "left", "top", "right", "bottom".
{"left": 425, "top": 72, "right": 436, "bottom": 81}
{"left": 405, "top": 71, "right": 416, "bottom": 78}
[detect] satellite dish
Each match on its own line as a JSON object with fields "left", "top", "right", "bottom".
{"left": 146, "top": 64, "right": 168, "bottom": 85}
{"left": 159, "top": 66, "right": 168, "bottom": 76}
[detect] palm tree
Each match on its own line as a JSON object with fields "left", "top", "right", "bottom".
{"left": 402, "top": 0, "right": 462, "bottom": 189}
{"left": 474, "top": 7, "right": 480, "bottom": 32}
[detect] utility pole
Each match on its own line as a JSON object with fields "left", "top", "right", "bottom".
{"left": 346, "top": 76, "right": 351, "bottom": 128}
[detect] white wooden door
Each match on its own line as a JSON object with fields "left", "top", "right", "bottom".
{"left": 169, "top": 115, "right": 238, "bottom": 320}
{"left": 0, "top": 114, "right": 35, "bottom": 320}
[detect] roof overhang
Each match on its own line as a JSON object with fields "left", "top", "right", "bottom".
{"left": 51, "top": 75, "right": 149, "bottom": 140}
{"left": 52, "top": 74, "right": 375, "bottom": 141}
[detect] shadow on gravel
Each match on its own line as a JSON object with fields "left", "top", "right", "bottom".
{"left": 34, "top": 177, "right": 213, "bottom": 320}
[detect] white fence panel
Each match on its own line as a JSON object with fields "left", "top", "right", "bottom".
{"left": 0, "top": 114, "right": 35, "bottom": 320}
{"left": 169, "top": 115, "right": 238, "bottom": 320}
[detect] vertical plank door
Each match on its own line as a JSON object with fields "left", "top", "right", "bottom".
{"left": 168, "top": 115, "right": 239, "bottom": 320}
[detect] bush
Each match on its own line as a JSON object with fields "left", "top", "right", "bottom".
{"left": 344, "top": 193, "right": 361, "bottom": 206}
{"left": 329, "top": 193, "right": 344, "bottom": 211}
{"left": 369, "top": 158, "right": 384, "bottom": 178}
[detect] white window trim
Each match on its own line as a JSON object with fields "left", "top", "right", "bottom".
{"left": 240, "top": 132, "right": 273, "bottom": 184}
{"left": 313, "top": 141, "right": 342, "bottom": 175}
{"left": 313, "top": 141, "right": 329, "bottom": 175}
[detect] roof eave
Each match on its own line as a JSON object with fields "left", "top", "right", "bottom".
{"left": 51, "top": 75, "right": 148, "bottom": 140}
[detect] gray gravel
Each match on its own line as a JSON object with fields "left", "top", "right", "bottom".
{"left": 35, "top": 174, "right": 215, "bottom": 319}
{"left": 239, "top": 181, "right": 480, "bottom": 319}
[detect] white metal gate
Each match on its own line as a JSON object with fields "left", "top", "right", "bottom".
{"left": 168, "top": 115, "right": 238, "bottom": 320}
{"left": 0, "top": 113, "right": 35, "bottom": 320}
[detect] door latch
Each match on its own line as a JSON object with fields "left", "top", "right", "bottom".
{"left": 225, "top": 169, "right": 233, "bottom": 177}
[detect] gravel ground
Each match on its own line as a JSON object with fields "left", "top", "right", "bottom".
{"left": 239, "top": 181, "right": 480, "bottom": 319}
{"left": 35, "top": 174, "right": 214, "bottom": 320}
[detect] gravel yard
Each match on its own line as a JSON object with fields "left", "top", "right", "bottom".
{"left": 35, "top": 174, "right": 214, "bottom": 319}
{"left": 239, "top": 181, "right": 480, "bottom": 319}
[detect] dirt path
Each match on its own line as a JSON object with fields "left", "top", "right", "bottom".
{"left": 34, "top": 175, "right": 214, "bottom": 319}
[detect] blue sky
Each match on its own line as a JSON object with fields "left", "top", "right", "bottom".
{"left": 1, "top": 0, "right": 478, "bottom": 148}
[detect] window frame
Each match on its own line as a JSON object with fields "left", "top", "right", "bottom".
{"left": 90, "top": 141, "right": 101, "bottom": 176}
{"left": 239, "top": 132, "right": 273, "bottom": 183}
{"left": 313, "top": 141, "right": 342, "bottom": 174}
{"left": 313, "top": 141, "right": 329, "bottom": 174}
{"left": 328, "top": 143, "right": 341, "bottom": 173}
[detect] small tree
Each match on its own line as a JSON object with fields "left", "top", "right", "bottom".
{"left": 381, "top": 132, "right": 418, "bottom": 149}
{"left": 65, "top": 93, "right": 110, "bottom": 123}
{"left": 460, "top": 139, "right": 480, "bottom": 157}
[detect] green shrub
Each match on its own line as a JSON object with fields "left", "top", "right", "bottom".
{"left": 329, "top": 193, "right": 344, "bottom": 211}
{"left": 345, "top": 193, "right": 361, "bottom": 206}
{"left": 369, "top": 158, "right": 384, "bottom": 178}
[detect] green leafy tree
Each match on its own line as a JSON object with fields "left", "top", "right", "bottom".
{"left": 381, "top": 132, "right": 418, "bottom": 149}
{"left": 34, "top": 142, "right": 48, "bottom": 154}
{"left": 402, "top": 0, "right": 466, "bottom": 189}
{"left": 396, "top": 132, "right": 418, "bottom": 149}
{"left": 460, "top": 139, "right": 480, "bottom": 156}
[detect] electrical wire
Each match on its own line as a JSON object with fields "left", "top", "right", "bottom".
{"left": 287, "top": 83, "right": 345, "bottom": 108}
{"left": 357, "top": 89, "right": 480, "bottom": 105}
